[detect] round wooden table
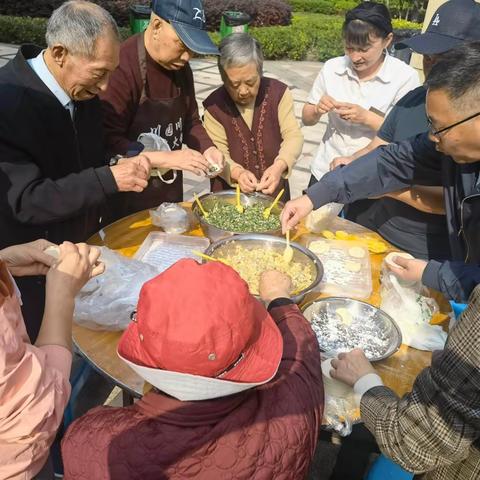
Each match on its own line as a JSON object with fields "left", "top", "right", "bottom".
{"left": 73, "top": 206, "right": 450, "bottom": 407}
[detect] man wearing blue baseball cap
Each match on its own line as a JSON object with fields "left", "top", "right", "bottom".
{"left": 100, "top": 0, "right": 224, "bottom": 221}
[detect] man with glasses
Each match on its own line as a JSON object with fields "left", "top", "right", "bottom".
{"left": 100, "top": 0, "right": 224, "bottom": 222}
{"left": 281, "top": 42, "right": 480, "bottom": 304}
{"left": 329, "top": 0, "right": 480, "bottom": 262}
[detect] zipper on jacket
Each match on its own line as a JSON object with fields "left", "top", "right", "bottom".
{"left": 459, "top": 192, "right": 480, "bottom": 262}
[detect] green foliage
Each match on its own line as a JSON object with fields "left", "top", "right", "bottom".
{"left": 0, "top": 13, "right": 421, "bottom": 62}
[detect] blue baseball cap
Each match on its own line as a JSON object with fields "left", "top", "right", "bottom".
{"left": 395, "top": 0, "right": 480, "bottom": 55}
{"left": 152, "top": 0, "right": 219, "bottom": 56}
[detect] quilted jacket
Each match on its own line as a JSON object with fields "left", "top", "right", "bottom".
{"left": 62, "top": 303, "right": 324, "bottom": 480}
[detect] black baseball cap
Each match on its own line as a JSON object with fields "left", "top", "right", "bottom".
{"left": 395, "top": 0, "right": 480, "bottom": 54}
{"left": 151, "top": 0, "right": 219, "bottom": 55}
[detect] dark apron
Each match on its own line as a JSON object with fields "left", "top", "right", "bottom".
{"left": 114, "top": 35, "right": 187, "bottom": 219}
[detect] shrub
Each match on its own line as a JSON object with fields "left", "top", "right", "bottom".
{"left": 203, "top": 0, "right": 292, "bottom": 30}
{"left": 287, "top": 0, "right": 359, "bottom": 14}
{"left": 0, "top": 0, "right": 149, "bottom": 27}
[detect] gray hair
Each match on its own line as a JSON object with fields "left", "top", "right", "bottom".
{"left": 46, "top": 0, "right": 120, "bottom": 57}
{"left": 218, "top": 33, "right": 264, "bottom": 76}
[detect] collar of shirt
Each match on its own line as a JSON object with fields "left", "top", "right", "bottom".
{"left": 335, "top": 52, "right": 392, "bottom": 84}
{"left": 27, "top": 50, "right": 74, "bottom": 117}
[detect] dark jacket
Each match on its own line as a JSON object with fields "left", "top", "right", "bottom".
{"left": 307, "top": 132, "right": 480, "bottom": 302}
{"left": 61, "top": 302, "right": 324, "bottom": 480}
{"left": 0, "top": 45, "right": 117, "bottom": 249}
{"left": 0, "top": 45, "right": 118, "bottom": 340}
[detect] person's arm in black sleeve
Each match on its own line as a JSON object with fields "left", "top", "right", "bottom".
{"left": 423, "top": 261, "right": 480, "bottom": 303}
{"left": 0, "top": 133, "right": 117, "bottom": 226}
{"left": 376, "top": 103, "right": 398, "bottom": 143}
{"left": 305, "top": 132, "right": 443, "bottom": 210}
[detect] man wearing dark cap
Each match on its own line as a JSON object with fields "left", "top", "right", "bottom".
{"left": 101, "top": 0, "right": 224, "bottom": 221}
{"left": 329, "top": 0, "right": 480, "bottom": 262}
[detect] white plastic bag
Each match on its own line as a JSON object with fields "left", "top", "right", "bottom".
{"left": 305, "top": 203, "right": 343, "bottom": 233}
{"left": 74, "top": 247, "right": 160, "bottom": 331}
{"left": 380, "top": 273, "right": 447, "bottom": 351}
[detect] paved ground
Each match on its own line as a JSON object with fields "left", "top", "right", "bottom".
{"left": 0, "top": 43, "right": 349, "bottom": 478}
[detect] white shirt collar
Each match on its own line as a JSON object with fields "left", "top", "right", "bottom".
{"left": 335, "top": 52, "right": 392, "bottom": 83}
{"left": 27, "top": 50, "right": 72, "bottom": 111}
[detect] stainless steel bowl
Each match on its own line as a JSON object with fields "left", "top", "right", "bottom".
{"left": 302, "top": 297, "right": 402, "bottom": 361}
{"left": 205, "top": 234, "right": 323, "bottom": 304}
{"left": 192, "top": 191, "right": 284, "bottom": 242}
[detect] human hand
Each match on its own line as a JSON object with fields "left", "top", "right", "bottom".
{"left": 203, "top": 146, "right": 225, "bottom": 176}
{"left": 334, "top": 102, "right": 368, "bottom": 124}
{"left": 387, "top": 257, "right": 427, "bottom": 284}
{"left": 235, "top": 169, "right": 259, "bottom": 193}
{"left": 330, "top": 156, "right": 353, "bottom": 171}
{"left": 280, "top": 195, "right": 314, "bottom": 233}
{"left": 259, "top": 270, "right": 293, "bottom": 304}
{"left": 46, "top": 242, "right": 104, "bottom": 299}
{"left": 111, "top": 155, "right": 151, "bottom": 192}
{"left": 330, "top": 349, "right": 377, "bottom": 387}
{"left": 315, "top": 94, "right": 338, "bottom": 116}
{"left": 0, "top": 239, "right": 56, "bottom": 276}
{"left": 257, "top": 160, "right": 287, "bottom": 195}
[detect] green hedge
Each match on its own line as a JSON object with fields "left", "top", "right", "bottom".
{"left": 0, "top": 13, "right": 420, "bottom": 62}
{"left": 287, "top": 0, "right": 358, "bottom": 14}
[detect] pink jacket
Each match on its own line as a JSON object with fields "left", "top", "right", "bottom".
{"left": 62, "top": 303, "right": 324, "bottom": 480}
{"left": 0, "top": 263, "right": 71, "bottom": 479}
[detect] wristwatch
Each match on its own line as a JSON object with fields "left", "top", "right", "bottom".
{"left": 109, "top": 154, "right": 123, "bottom": 167}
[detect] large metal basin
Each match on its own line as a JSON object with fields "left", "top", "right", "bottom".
{"left": 205, "top": 234, "right": 323, "bottom": 304}
{"left": 192, "top": 191, "right": 284, "bottom": 242}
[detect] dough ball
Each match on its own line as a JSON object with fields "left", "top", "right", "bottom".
{"left": 336, "top": 307, "right": 353, "bottom": 326}
{"left": 345, "top": 261, "right": 361, "bottom": 273}
{"left": 348, "top": 246, "right": 366, "bottom": 259}
{"left": 309, "top": 240, "right": 330, "bottom": 255}
{"left": 44, "top": 245, "right": 60, "bottom": 259}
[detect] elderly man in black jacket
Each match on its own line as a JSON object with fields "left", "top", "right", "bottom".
{"left": 281, "top": 42, "right": 480, "bottom": 304}
{"left": 0, "top": 0, "right": 151, "bottom": 340}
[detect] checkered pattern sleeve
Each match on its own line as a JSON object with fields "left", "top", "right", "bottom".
{"left": 360, "top": 285, "right": 480, "bottom": 478}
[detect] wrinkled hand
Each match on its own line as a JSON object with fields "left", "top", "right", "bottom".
{"left": 259, "top": 270, "right": 292, "bottom": 304}
{"left": 315, "top": 94, "right": 338, "bottom": 116}
{"left": 0, "top": 239, "right": 56, "bottom": 276}
{"left": 280, "top": 195, "right": 314, "bottom": 233}
{"left": 170, "top": 149, "right": 211, "bottom": 176}
{"left": 203, "top": 146, "right": 225, "bottom": 176}
{"left": 111, "top": 155, "right": 151, "bottom": 192}
{"left": 334, "top": 102, "right": 368, "bottom": 124}
{"left": 330, "top": 156, "right": 353, "bottom": 171}
{"left": 236, "top": 169, "right": 259, "bottom": 193}
{"left": 387, "top": 256, "right": 427, "bottom": 284}
{"left": 46, "top": 242, "right": 104, "bottom": 299}
{"left": 330, "top": 349, "right": 377, "bottom": 387}
{"left": 257, "top": 160, "right": 287, "bottom": 195}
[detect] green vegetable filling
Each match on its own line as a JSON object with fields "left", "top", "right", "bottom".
{"left": 204, "top": 202, "right": 280, "bottom": 232}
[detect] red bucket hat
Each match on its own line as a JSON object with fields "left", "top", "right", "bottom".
{"left": 118, "top": 258, "right": 282, "bottom": 398}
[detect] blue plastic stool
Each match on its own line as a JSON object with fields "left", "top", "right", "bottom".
{"left": 365, "top": 455, "right": 414, "bottom": 480}
{"left": 449, "top": 301, "right": 467, "bottom": 319}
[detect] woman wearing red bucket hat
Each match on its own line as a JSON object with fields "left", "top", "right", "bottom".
{"left": 62, "top": 259, "right": 324, "bottom": 479}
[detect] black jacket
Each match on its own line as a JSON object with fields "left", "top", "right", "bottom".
{"left": 0, "top": 45, "right": 118, "bottom": 249}
{"left": 0, "top": 45, "right": 118, "bottom": 341}
{"left": 307, "top": 133, "right": 480, "bottom": 303}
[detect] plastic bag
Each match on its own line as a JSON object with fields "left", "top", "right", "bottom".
{"left": 305, "top": 203, "right": 343, "bottom": 233}
{"left": 380, "top": 272, "right": 447, "bottom": 351}
{"left": 150, "top": 203, "right": 190, "bottom": 234}
{"left": 74, "top": 247, "right": 160, "bottom": 331}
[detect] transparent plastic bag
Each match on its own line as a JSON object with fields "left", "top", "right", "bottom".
{"left": 150, "top": 203, "right": 190, "bottom": 234}
{"left": 305, "top": 203, "right": 344, "bottom": 233}
{"left": 380, "top": 272, "right": 447, "bottom": 351}
{"left": 74, "top": 247, "right": 160, "bottom": 331}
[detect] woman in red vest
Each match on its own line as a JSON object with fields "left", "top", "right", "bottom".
{"left": 203, "top": 33, "right": 303, "bottom": 201}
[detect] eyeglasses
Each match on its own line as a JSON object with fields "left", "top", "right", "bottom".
{"left": 428, "top": 111, "right": 480, "bottom": 137}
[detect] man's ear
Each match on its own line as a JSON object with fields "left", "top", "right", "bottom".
{"left": 49, "top": 44, "right": 68, "bottom": 67}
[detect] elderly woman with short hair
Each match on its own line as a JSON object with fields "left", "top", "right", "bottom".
{"left": 203, "top": 33, "right": 303, "bottom": 201}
